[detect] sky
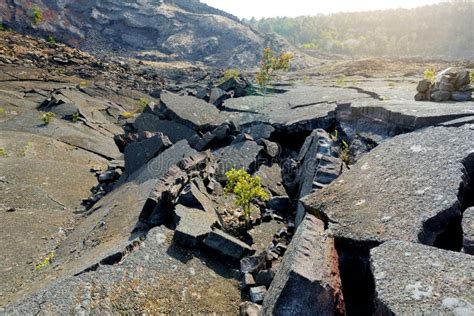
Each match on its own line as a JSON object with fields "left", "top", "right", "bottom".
{"left": 201, "top": 0, "right": 445, "bottom": 19}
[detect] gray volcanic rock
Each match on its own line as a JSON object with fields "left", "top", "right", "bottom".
{"left": 204, "top": 229, "right": 252, "bottom": 259}
{"left": 134, "top": 113, "right": 197, "bottom": 143}
{"left": 255, "top": 164, "right": 287, "bottom": 197}
{"left": 0, "top": 0, "right": 290, "bottom": 67}
{"left": 1, "top": 226, "right": 242, "bottom": 314}
{"left": 173, "top": 204, "right": 218, "bottom": 247}
{"left": 213, "top": 141, "right": 263, "bottom": 181}
{"left": 159, "top": 92, "right": 226, "bottom": 130}
{"left": 295, "top": 129, "right": 342, "bottom": 224}
{"left": 302, "top": 125, "right": 474, "bottom": 245}
{"left": 345, "top": 99, "right": 474, "bottom": 130}
{"left": 124, "top": 132, "right": 172, "bottom": 174}
{"left": 222, "top": 85, "right": 371, "bottom": 131}
{"left": 262, "top": 214, "right": 345, "bottom": 316}
{"left": 462, "top": 207, "right": 474, "bottom": 254}
{"left": 370, "top": 241, "right": 474, "bottom": 315}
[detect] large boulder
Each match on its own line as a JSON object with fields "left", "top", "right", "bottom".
{"left": 124, "top": 132, "right": 172, "bottom": 174}
{"left": 262, "top": 214, "right": 345, "bottom": 315}
{"left": 134, "top": 113, "right": 197, "bottom": 143}
{"left": 159, "top": 92, "right": 226, "bottom": 130}
{"left": 370, "top": 241, "right": 474, "bottom": 315}
{"left": 302, "top": 125, "right": 474, "bottom": 245}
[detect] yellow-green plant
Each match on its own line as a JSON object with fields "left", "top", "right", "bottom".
{"left": 225, "top": 168, "right": 269, "bottom": 219}
{"left": 0, "top": 148, "right": 6, "bottom": 158}
{"left": 0, "top": 24, "right": 4, "bottom": 32}
{"left": 34, "top": 252, "right": 55, "bottom": 271}
{"left": 424, "top": 69, "right": 436, "bottom": 82}
{"left": 335, "top": 75, "right": 347, "bottom": 86}
{"left": 120, "top": 111, "right": 135, "bottom": 119}
{"left": 470, "top": 71, "right": 473, "bottom": 84}
{"left": 0, "top": 107, "right": 5, "bottom": 116}
{"left": 46, "top": 35, "right": 55, "bottom": 44}
{"left": 222, "top": 69, "right": 240, "bottom": 82}
{"left": 256, "top": 48, "right": 293, "bottom": 96}
{"left": 31, "top": 6, "right": 43, "bottom": 26}
{"left": 341, "top": 139, "right": 350, "bottom": 164}
{"left": 72, "top": 112, "right": 80, "bottom": 123}
{"left": 40, "top": 112, "right": 55, "bottom": 125}
{"left": 137, "top": 98, "right": 149, "bottom": 113}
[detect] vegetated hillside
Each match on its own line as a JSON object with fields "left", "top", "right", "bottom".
{"left": 247, "top": 1, "right": 474, "bottom": 59}
{"left": 0, "top": 0, "right": 291, "bottom": 67}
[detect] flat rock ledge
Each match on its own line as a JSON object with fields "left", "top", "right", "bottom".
{"left": 370, "top": 241, "right": 474, "bottom": 315}
{"left": 302, "top": 125, "right": 474, "bottom": 245}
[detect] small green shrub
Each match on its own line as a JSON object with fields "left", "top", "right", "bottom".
{"left": 72, "top": 112, "right": 80, "bottom": 123}
{"left": 0, "top": 107, "right": 5, "bottom": 116}
{"left": 31, "top": 6, "right": 43, "bottom": 26}
{"left": 222, "top": 69, "right": 240, "bottom": 82}
{"left": 137, "top": 98, "right": 149, "bottom": 113}
{"left": 335, "top": 75, "right": 347, "bottom": 86}
{"left": 46, "top": 35, "right": 55, "bottom": 44}
{"left": 256, "top": 48, "right": 293, "bottom": 95}
{"left": 225, "top": 168, "right": 269, "bottom": 219}
{"left": 40, "top": 112, "right": 55, "bottom": 125}
{"left": 424, "top": 69, "right": 436, "bottom": 82}
{"left": 34, "top": 252, "right": 55, "bottom": 271}
{"left": 120, "top": 111, "right": 135, "bottom": 119}
{"left": 0, "top": 24, "right": 4, "bottom": 32}
{"left": 0, "top": 148, "right": 6, "bottom": 158}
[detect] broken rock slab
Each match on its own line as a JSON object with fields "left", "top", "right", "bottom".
{"left": 134, "top": 113, "right": 197, "bottom": 143}
{"left": 302, "top": 125, "right": 474, "bottom": 245}
{"left": 124, "top": 132, "right": 172, "bottom": 174}
{"left": 204, "top": 229, "right": 252, "bottom": 259}
{"left": 262, "top": 214, "right": 345, "bottom": 316}
{"left": 370, "top": 240, "right": 474, "bottom": 315}
{"left": 159, "top": 92, "right": 226, "bottom": 130}
{"left": 213, "top": 141, "right": 263, "bottom": 181}
{"left": 173, "top": 204, "right": 218, "bottom": 247}
{"left": 255, "top": 164, "right": 287, "bottom": 197}
{"left": 462, "top": 207, "right": 474, "bottom": 254}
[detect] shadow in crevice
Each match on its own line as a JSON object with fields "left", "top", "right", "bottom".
{"left": 433, "top": 153, "right": 474, "bottom": 251}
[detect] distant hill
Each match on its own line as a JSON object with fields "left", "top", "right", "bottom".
{"left": 0, "top": 0, "right": 292, "bottom": 67}
{"left": 246, "top": 1, "right": 474, "bottom": 59}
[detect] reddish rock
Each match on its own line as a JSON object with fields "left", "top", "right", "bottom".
{"left": 262, "top": 214, "right": 345, "bottom": 315}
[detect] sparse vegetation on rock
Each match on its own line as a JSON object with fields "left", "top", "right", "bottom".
{"left": 256, "top": 48, "right": 293, "bottom": 95}
{"left": 225, "top": 168, "right": 269, "bottom": 219}
{"left": 40, "top": 112, "right": 55, "bottom": 125}
{"left": 31, "top": 6, "right": 42, "bottom": 26}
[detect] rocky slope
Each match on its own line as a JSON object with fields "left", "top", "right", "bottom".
{"left": 0, "top": 0, "right": 290, "bottom": 67}
{"left": 1, "top": 30, "right": 473, "bottom": 315}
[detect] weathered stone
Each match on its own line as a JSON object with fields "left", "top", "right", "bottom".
{"left": 462, "top": 207, "right": 474, "bottom": 254}
{"left": 370, "top": 241, "right": 474, "bottom": 315}
{"left": 124, "top": 133, "right": 172, "bottom": 174}
{"left": 250, "top": 286, "right": 267, "bottom": 304}
{"left": 343, "top": 99, "right": 474, "bottom": 130}
{"left": 134, "top": 113, "right": 196, "bottom": 143}
{"left": 240, "top": 301, "right": 261, "bottom": 316}
{"left": 255, "top": 269, "right": 275, "bottom": 287}
{"left": 243, "top": 124, "right": 275, "bottom": 140}
{"left": 209, "top": 87, "right": 227, "bottom": 105}
{"left": 114, "top": 131, "right": 159, "bottom": 153}
{"left": 173, "top": 204, "right": 217, "bottom": 247}
{"left": 159, "top": 92, "right": 226, "bottom": 130}
{"left": 451, "top": 91, "right": 472, "bottom": 102}
{"left": 190, "top": 123, "right": 232, "bottom": 151}
{"left": 257, "top": 139, "right": 281, "bottom": 158}
{"left": 267, "top": 196, "right": 291, "bottom": 213}
{"left": 177, "top": 179, "right": 215, "bottom": 214}
{"left": 213, "top": 141, "right": 263, "bottom": 181}
{"left": 455, "top": 70, "right": 471, "bottom": 89}
{"left": 204, "top": 229, "right": 252, "bottom": 259}
{"left": 2, "top": 226, "right": 242, "bottom": 315}
{"left": 302, "top": 125, "right": 474, "bottom": 245}
{"left": 431, "top": 90, "right": 451, "bottom": 102}
{"left": 262, "top": 214, "right": 345, "bottom": 315}
{"left": 255, "top": 164, "right": 287, "bottom": 197}
{"left": 240, "top": 252, "right": 268, "bottom": 274}
{"left": 416, "top": 79, "right": 431, "bottom": 93}
{"left": 295, "top": 129, "right": 342, "bottom": 224}
{"left": 414, "top": 92, "right": 426, "bottom": 101}
{"left": 242, "top": 273, "right": 256, "bottom": 289}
